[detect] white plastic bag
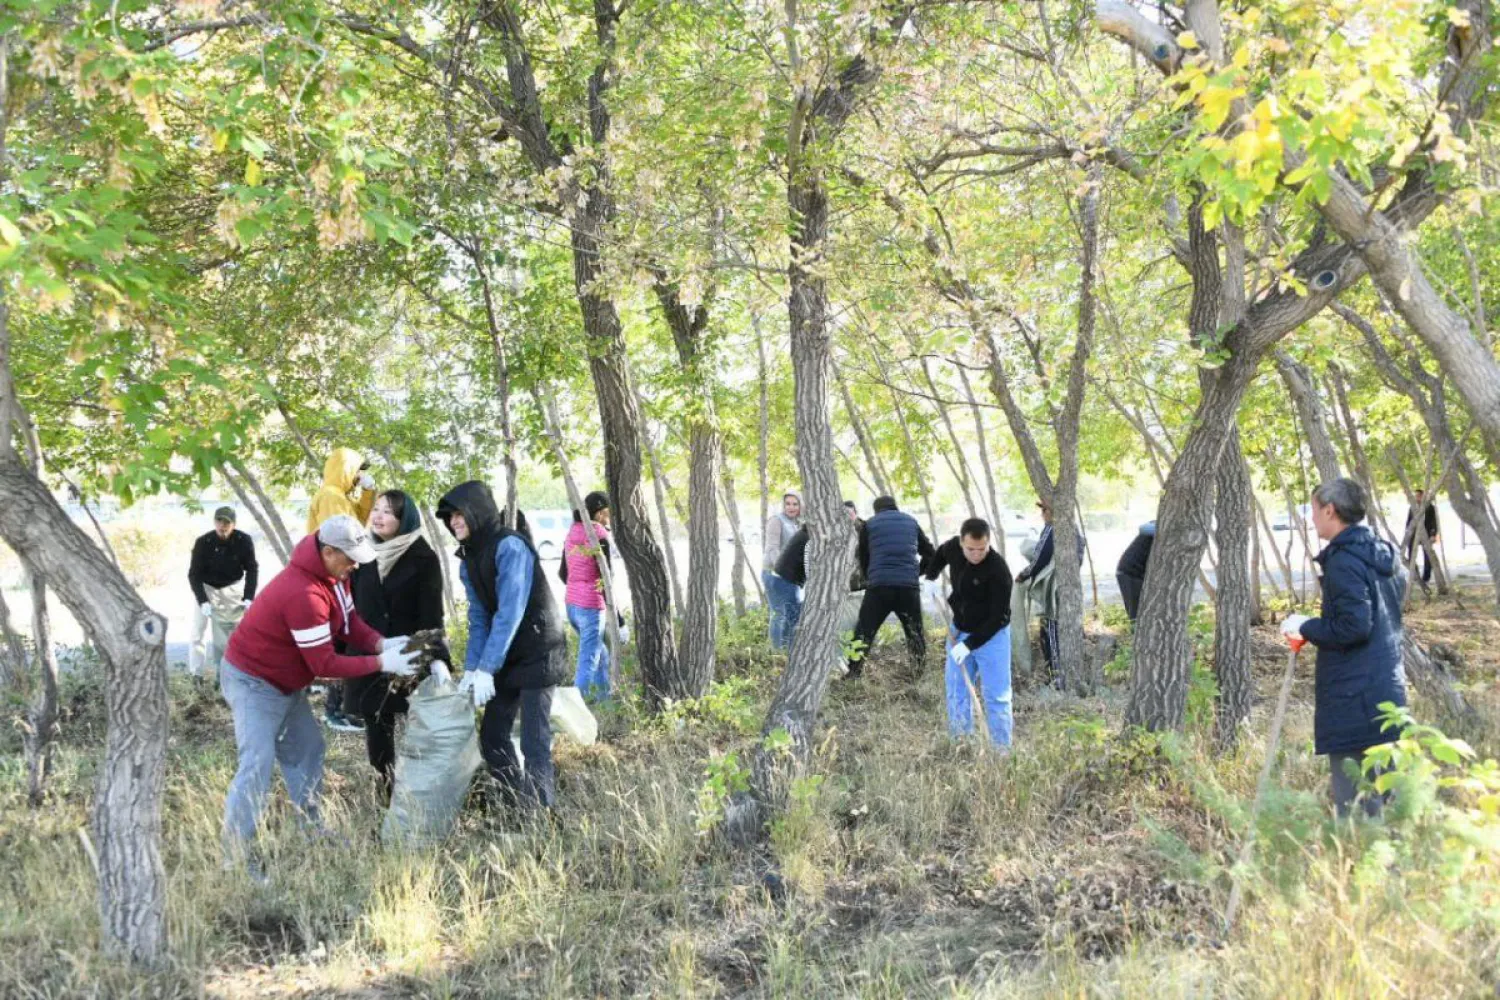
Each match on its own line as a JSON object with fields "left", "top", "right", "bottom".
{"left": 550, "top": 686, "right": 598, "bottom": 746}
{"left": 382, "top": 674, "right": 482, "bottom": 846}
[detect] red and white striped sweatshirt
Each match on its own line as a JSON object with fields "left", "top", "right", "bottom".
{"left": 224, "top": 534, "right": 384, "bottom": 694}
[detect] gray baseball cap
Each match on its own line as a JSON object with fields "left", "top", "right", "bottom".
{"left": 316, "top": 514, "right": 377, "bottom": 564}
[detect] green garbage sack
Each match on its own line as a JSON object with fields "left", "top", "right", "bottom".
{"left": 382, "top": 674, "right": 482, "bottom": 846}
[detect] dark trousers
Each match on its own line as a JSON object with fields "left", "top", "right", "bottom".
{"left": 344, "top": 673, "right": 411, "bottom": 798}
{"left": 1404, "top": 544, "right": 1433, "bottom": 584}
{"left": 1329, "top": 751, "right": 1393, "bottom": 819}
{"left": 324, "top": 679, "right": 345, "bottom": 717}
{"left": 1117, "top": 572, "right": 1145, "bottom": 622}
{"left": 1040, "top": 617, "right": 1061, "bottom": 687}
{"left": 479, "top": 686, "right": 556, "bottom": 809}
{"left": 847, "top": 585, "right": 926, "bottom": 675}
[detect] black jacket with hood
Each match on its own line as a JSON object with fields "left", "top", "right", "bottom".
{"left": 437, "top": 481, "right": 569, "bottom": 690}
{"left": 1299, "top": 523, "right": 1408, "bottom": 755}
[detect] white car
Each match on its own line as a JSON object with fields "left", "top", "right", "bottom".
{"left": 528, "top": 509, "right": 573, "bottom": 560}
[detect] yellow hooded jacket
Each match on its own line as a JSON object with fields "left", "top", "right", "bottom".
{"left": 305, "top": 447, "right": 375, "bottom": 534}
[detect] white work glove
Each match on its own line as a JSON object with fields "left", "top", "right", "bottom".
{"left": 430, "top": 660, "right": 452, "bottom": 685}
{"left": 240, "top": 598, "right": 252, "bottom": 610}
{"left": 200, "top": 602, "right": 213, "bottom": 619}
{"left": 1280, "top": 614, "right": 1311, "bottom": 639}
{"left": 358, "top": 472, "right": 377, "bottom": 491}
{"left": 458, "top": 670, "right": 496, "bottom": 708}
{"left": 950, "top": 641, "right": 971, "bottom": 663}
{"left": 618, "top": 622, "right": 630, "bottom": 643}
{"left": 378, "top": 645, "right": 420, "bottom": 677}
{"left": 380, "top": 635, "right": 409, "bottom": 652}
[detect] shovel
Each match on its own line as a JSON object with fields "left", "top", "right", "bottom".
{"left": 1223, "top": 632, "right": 1305, "bottom": 935}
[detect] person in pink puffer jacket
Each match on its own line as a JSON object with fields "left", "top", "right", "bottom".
{"left": 559, "top": 491, "right": 614, "bottom": 700}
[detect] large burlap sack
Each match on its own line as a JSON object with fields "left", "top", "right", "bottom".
{"left": 382, "top": 674, "right": 482, "bottom": 846}
{"left": 207, "top": 586, "right": 247, "bottom": 676}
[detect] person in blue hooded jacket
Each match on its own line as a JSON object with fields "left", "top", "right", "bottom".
{"left": 1281, "top": 478, "right": 1408, "bottom": 819}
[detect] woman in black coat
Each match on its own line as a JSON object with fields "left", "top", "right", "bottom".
{"left": 1282, "top": 478, "right": 1407, "bottom": 818}
{"left": 344, "top": 490, "right": 450, "bottom": 800}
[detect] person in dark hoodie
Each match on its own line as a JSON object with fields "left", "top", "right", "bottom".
{"left": 773, "top": 500, "right": 862, "bottom": 590}
{"left": 1281, "top": 478, "right": 1407, "bottom": 819}
{"left": 437, "top": 481, "right": 570, "bottom": 810}
{"left": 846, "top": 496, "right": 936, "bottom": 679}
{"left": 924, "top": 518, "right": 1014, "bottom": 747}
{"left": 343, "top": 490, "right": 452, "bottom": 803}
{"left": 1114, "top": 521, "right": 1156, "bottom": 623}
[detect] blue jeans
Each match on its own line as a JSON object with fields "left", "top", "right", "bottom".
{"left": 567, "top": 604, "right": 610, "bottom": 700}
{"left": 945, "top": 628, "right": 1013, "bottom": 748}
{"left": 764, "top": 571, "right": 803, "bottom": 651}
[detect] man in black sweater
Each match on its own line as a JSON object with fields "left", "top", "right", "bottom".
{"left": 924, "top": 518, "right": 1014, "bottom": 748}
{"left": 1404, "top": 489, "right": 1441, "bottom": 584}
{"left": 188, "top": 506, "right": 258, "bottom": 677}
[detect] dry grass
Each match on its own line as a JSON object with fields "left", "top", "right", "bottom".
{"left": 1, "top": 592, "right": 1498, "bottom": 998}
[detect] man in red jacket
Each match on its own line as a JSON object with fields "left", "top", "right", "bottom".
{"left": 221, "top": 515, "right": 421, "bottom": 878}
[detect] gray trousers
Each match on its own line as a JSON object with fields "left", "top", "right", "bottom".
{"left": 221, "top": 660, "right": 325, "bottom": 848}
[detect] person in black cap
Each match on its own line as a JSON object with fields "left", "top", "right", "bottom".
{"left": 188, "top": 505, "right": 259, "bottom": 679}
{"left": 845, "top": 496, "right": 935, "bottom": 679}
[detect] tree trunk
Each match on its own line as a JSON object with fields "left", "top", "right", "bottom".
{"left": 719, "top": 464, "right": 761, "bottom": 612}
{"left": 1401, "top": 632, "right": 1490, "bottom": 742}
{"left": 534, "top": 390, "right": 626, "bottom": 686}
{"left": 0, "top": 462, "right": 169, "bottom": 964}
{"left": 24, "top": 569, "right": 60, "bottom": 806}
{"left": 870, "top": 343, "right": 940, "bottom": 540}
{"left": 640, "top": 423, "right": 685, "bottom": 617}
{"left": 755, "top": 311, "right": 771, "bottom": 534}
{"left": 225, "top": 456, "right": 295, "bottom": 557}
{"left": 680, "top": 422, "right": 721, "bottom": 690}
{"left": 568, "top": 209, "right": 682, "bottom": 703}
{"left": 835, "top": 365, "right": 892, "bottom": 496}
{"left": 1213, "top": 431, "right": 1254, "bottom": 751}
{"left": 1327, "top": 363, "right": 1402, "bottom": 547}
{"left": 1127, "top": 356, "right": 1260, "bottom": 731}
{"left": 219, "top": 464, "right": 289, "bottom": 566}
{"left": 957, "top": 365, "right": 1005, "bottom": 555}
{"left": 1252, "top": 493, "right": 1298, "bottom": 598}
{"left": 652, "top": 272, "right": 724, "bottom": 691}
{"left": 734, "top": 31, "right": 884, "bottom": 838}
{"left": 1275, "top": 353, "right": 1342, "bottom": 483}
{"left": 901, "top": 329, "right": 978, "bottom": 518}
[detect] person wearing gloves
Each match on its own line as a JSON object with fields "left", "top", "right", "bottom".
{"left": 762, "top": 492, "right": 804, "bottom": 650}
{"left": 220, "top": 514, "right": 420, "bottom": 879}
{"left": 1114, "top": 521, "right": 1156, "bottom": 623}
{"left": 187, "top": 506, "right": 258, "bottom": 678}
{"left": 846, "top": 496, "right": 936, "bottom": 679}
{"left": 343, "top": 490, "right": 452, "bottom": 804}
{"left": 924, "top": 519, "right": 1014, "bottom": 747}
{"left": 305, "top": 447, "right": 378, "bottom": 732}
{"left": 559, "top": 490, "right": 616, "bottom": 701}
{"left": 1280, "top": 478, "right": 1408, "bottom": 819}
{"left": 438, "top": 481, "right": 571, "bottom": 810}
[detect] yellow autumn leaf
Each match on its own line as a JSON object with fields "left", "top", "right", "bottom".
{"left": 245, "top": 158, "right": 263, "bottom": 187}
{"left": 0, "top": 213, "right": 21, "bottom": 247}
{"left": 1177, "top": 31, "right": 1199, "bottom": 50}
{"left": 1197, "top": 84, "right": 1240, "bottom": 131}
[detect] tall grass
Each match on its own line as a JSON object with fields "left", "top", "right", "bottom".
{"left": 1, "top": 604, "right": 1497, "bottom": 997}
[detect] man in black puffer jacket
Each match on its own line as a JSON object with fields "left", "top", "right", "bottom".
{"left": 846, "top": 496, "right": 935, "bottom": 679}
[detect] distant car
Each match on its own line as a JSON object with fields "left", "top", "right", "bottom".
{"left": 529, "top": 509, "right": 573, "bottom": 559}
{"left": 1272, "top": 504, "right": 1313, "bottom": 532}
